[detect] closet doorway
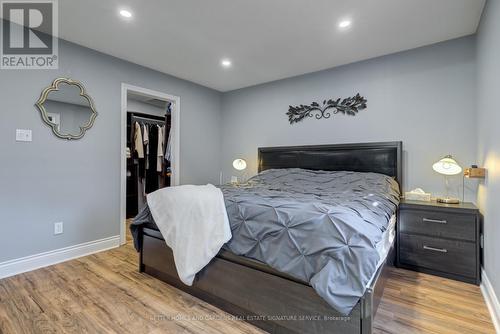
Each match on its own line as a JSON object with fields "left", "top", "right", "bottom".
{"left": 120, "top": 84, "right": 180, "bottom": 245}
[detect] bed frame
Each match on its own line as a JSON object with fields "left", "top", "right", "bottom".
{"left": 138, "top": 141, "right": 403, "bottom": 334}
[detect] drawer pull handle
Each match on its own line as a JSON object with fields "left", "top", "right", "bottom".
{"left": 423, "top": 245, "right": 448, "bottom": 253}
{"left": 422, "top": 218, "right": 447, "bottom": 224}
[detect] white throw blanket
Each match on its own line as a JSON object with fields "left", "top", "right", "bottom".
{"left": 146, "top": 184, "right": 231, "bottom": 285}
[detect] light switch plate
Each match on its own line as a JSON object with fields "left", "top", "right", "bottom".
{"left": 16, "top": 129, "right": 32, "bottom": 142}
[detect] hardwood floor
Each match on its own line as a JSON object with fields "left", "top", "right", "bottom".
{"left": 0, "top": 234, "right": 495, "bottom": 334}
{"left": 373, "top": 268, "right": 495, "bottom": 334}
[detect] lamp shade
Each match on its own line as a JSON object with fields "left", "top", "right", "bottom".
{"left": 432, "top": 155, "right": 462, "bottom": 176}
{"left": 232, "top": 159, "right": 247, "bottom": 171}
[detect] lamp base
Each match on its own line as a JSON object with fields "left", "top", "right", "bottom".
{"left": 436, "top": 197, "right": 460, "bottom": 204}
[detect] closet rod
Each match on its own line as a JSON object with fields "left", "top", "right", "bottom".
{"left": 131, "top": 115, "right": 165, "bottom": 125}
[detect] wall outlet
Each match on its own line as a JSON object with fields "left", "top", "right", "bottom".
{"left": 16, "top": 129, "right": 32, "bottom": 142}
{"left": 231, "top": 176, "right": 238, "bottom": 184}
{"left": 54, "top": 222, "right": 63, "bottom": 235}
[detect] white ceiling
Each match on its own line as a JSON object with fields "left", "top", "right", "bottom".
{"left": 56, "top": 0, "right": 485, "bottom": 92}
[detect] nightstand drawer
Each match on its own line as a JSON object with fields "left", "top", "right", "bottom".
{"left": 400, "top": 209, "right": 476, "bottom": 241}
{"left": 399, "top": 233, "right": 476, "bottom": 278}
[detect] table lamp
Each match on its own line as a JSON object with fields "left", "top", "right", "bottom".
{"left": 232, "top": 159, "right": 247, "bottom": 171}
{"left": 432, "top": 155, "right": 462, "bottom": 204}
{"left": 231, "top": 159, "right": 247, "bottom": 184}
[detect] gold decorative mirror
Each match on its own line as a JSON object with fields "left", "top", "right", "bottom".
{"left": 35, "top": 78, "right": 98, "bottom": 140}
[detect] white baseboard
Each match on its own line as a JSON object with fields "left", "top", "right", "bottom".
{"left": 481, "top": 268, "right": 500, "bottom": 333}
{"left": 0, "top": 235, "right": 120, "bottom": 279}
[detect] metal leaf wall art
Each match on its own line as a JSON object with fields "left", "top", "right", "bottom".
{"left": 287, "top": 93, "right": 367, "bottom": 124}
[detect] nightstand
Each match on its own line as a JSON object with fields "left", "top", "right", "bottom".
{"left": 397, "top": 199, "right": 481, "bottom": 285}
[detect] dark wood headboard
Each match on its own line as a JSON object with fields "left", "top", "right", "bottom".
{"left": 258, "top": 141, "right": 402, "bottom": 190}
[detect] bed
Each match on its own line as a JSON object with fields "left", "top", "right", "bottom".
{"left": 132, "top": 141, "right": 402, "bottom": 334}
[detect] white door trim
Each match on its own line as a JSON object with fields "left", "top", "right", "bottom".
{"left": 120, "top": 83, "right": 180, "bottom": 245}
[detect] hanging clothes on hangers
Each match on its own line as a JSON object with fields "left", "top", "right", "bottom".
{"left": 165, "top": 103, "right": 173, "bottom": 163}
{"left": 143, "top": 123, "right": 149, "bottom": 171}
{"left": 133, "top": 122, "right": 144, "bottom": 159}
{"left": 128, "top": 112, "right": 168, "bottom": 217}
{"left": 132, "top": 121, "right": 146, "bottom": 177}
{"left": 145, "top": 123, "right": 159, "bottom": 194}
{"left": 162, "top": 105, "right": 172, "bottom": 187}
{"left": 165, "top": 124, "right": 173, "bottom": 162}
{"left": 157, "top": 125, "right": 164, "bottom": 172}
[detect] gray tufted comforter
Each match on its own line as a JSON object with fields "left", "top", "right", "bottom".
{"left": 131, "top": 168, "right": 400, "bottom": 315}
{"left": 220, "top": 168, "right": 400, "bottom": 315}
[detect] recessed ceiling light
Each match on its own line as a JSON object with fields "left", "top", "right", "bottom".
{"left": 338, "top": 20, "right": 352, "bottom": 29}
{"left": 119, "top": 9, "right": 133, "bottom": 18}
{"left": 221, "top": 59, "right": 232, "bottom": 68}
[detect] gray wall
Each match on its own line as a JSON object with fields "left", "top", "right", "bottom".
{"left": 221, "top": 36, "right": 478, "bottom": 202}
{"left": 477, "top": 0, "right": 500, "bottom": 303}
{"left": 0, "top": 38, "right": 222, "bottom": 263}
